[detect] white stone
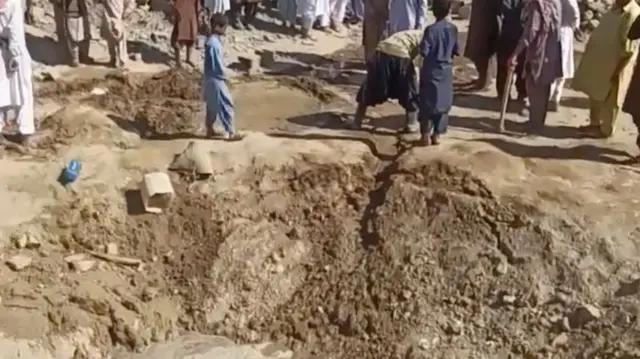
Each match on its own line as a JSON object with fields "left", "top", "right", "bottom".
{"left": 6, "top": 255, "right": 32, "bottom": 271}
{"left": 140, "top": 172, "right": 174, "bottom": 213}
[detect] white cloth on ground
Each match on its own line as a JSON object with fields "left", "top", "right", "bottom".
{"left": 0, "top": 0, "right": 35, "bottom": 135}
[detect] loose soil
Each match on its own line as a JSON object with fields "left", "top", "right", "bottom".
{"left": 1, "top": 44, "right": 640, "bottom": 359}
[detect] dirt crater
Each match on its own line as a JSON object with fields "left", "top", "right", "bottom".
{"left": 17, "top": 150, "right": 637, "bottom": 359}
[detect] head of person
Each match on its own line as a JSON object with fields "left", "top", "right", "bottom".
{"left": 209, "top": 13, "right": 229, "bottom": 35}
{"left": 431, "top": 0, "right": 452, "bottom": 20}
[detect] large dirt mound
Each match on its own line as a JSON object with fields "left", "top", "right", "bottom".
{"left": 10, "top": 142, "right": 636, "bottom": 359}
{"left": 37, "top": 104, "right": 140, "bottom": 151}
{"left": 88, "top": 70, "right": 204, "bottom": 139}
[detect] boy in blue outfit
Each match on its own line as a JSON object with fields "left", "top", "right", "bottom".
{"left": 204, "top": 14, "right": 243, "bottom": 140}
{"left": 418, "top": 0, "right": 459, "bottom": 146}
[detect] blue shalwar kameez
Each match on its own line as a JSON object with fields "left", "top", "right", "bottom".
{"left": 204, "top": 34, "right": 235, "bottom": 134}
{"left": 278, "top": 0, "right": 297, "bottom": 24}
{"left": 387, "top": 0, "right": 425, "bottom": 35}
{"left": 419, "top": 19, "right": 459, "bottom": 135}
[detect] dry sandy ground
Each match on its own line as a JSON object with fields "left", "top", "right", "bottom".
{"left": 1, "top": 17, "right": 640, "bottom": 359}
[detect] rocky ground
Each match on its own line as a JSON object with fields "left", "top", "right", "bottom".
{"left": 1, "top": 1, "right": 640, "bottom": 359}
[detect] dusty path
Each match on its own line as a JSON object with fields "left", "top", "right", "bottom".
{"left": 1, "top": 15, "right": 640, "bottom": 359}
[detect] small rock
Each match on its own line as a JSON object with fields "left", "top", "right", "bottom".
{"left": 502, "top": 295, "right": 517, "bottom": 304}
{"left": 70, "top": 260, "right": 96, "bottom": 272}
{"left": 263, "top": 34, "right": 275, "bottom": 42}
{"left": 569, "top": 304, "right": 601, "bottom": 328}
{"left": 64, "top": 254, "right": 86, "bottom": 263}
{"left": 287, "top": 227, "right": 300, "bottom": 239}
{"left": 91, "top": 87, "right": 107, "bottom": 95}
{"left": 552, "top": 333, "right": 569, "bottom": 347}
{"left": 11, "top": 234, "right": 27, "bottom": 249}
{"left": 40, "top": 71, "right": 60, "bottom": 82}
{"left": 273, "top": 264, "right": 285, "bottom": 273}
{"left": 105, "top": 243, "right": 119, "bottom": 255}
{"left": 25, "top": 234, "right": 41, "bottom": 249}
{"left": 615, "top": 278, "right": 640, "bottom": 297}
{"left": 444, "top": 319, "right": 463, "bottom": 335}
{"left": 142, "top": 287, "right": 159, "bottom": 302}
{"left": 494, "top": 261, "right": 508, "bottom": 275}
{"left": 6, "top": 255, "right": 32, "bottom": 271}
{"left": 130, "top": 53, "right": 143, "bottom": 62}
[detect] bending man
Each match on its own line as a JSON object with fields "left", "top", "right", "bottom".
{"left": 349, "top": 29, "right": 422, "bottom": 133}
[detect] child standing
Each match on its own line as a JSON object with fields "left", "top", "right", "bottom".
{"left": 418, "top": 0, "right": 459, "bottom": 145}
{"left": 203, "top": 14, "right": 242, "bottom": 140}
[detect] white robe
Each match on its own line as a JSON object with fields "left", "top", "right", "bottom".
{"left": 559, "top": 0, "right": 579, "bottom": 79}
{"left": 319, "top": 0, "right": 349, "bottom": 27}
{"left": 297, "top": 0, "right": 330, "bottom": 20}
{"left": 550, "top": 0, "right": 579, "bottom": 103}
{"left": 0, "top": 0, "right": 34, "bottom": 135}
{"left": 204, "top": 0, "right": 230, "bottom": 14}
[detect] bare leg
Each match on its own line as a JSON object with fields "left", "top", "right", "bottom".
{"left": 185, "top": 45, "right": 195, "bottom": 67}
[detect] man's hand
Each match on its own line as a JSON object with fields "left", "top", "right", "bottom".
{"left": 8, "top": 58, "right": 19, "bottom": 73}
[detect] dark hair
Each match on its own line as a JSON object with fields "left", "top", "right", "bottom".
{"left": 432, "top": 0, "right": 451, "bottom": 19}
{"left": 209, "top": 13, "right": 229, "bottom": 28}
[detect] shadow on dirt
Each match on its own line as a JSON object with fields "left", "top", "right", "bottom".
{"left": 286, "top": 111, "right": 407, "bottom": 136}
{"left": 476, "top": 137, "right": 632, "bottom": 165}
{"left": 26, "top": 33, "right": 68, "bottom": 66}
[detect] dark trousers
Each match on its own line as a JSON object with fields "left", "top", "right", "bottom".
{"left": 527, "top": 79, "right": 551, "bottom": 128}
{"left": 420, "top": 112, "right": 449, "bottom": 135}
{"left": 230, "top": 2, "right": 258, "bottom": 25}
{"left": 496, "top": 51, "right": 526, "bottom": 100}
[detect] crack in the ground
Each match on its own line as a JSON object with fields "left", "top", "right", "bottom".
{"left": 359, "top": 136, "right": 413, "bottom": 248}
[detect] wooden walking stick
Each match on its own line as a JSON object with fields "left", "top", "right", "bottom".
{"left": 498, "top": 66, "right": 515, "bottom": 133}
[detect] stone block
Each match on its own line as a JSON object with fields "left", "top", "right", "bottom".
{"left": 140, "top": 172, "right": 174, "bottom": 214}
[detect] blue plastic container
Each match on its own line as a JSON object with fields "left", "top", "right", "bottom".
{"left": 59, "top": 160, "right": 81, "bottom": 186}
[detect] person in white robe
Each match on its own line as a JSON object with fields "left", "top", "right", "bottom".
{"left": 296, "top": 0, "right": 329, "bottom": 38}
{"left": 549, "top": 0, "right": 579, "bottom": 111}
{"left": 0, "top": 0, "right": 36, "bottom": 145}
{"left": 319, "top": 0, "right": 349, "bottom": 31}
{"left": 204, "top": 0, "right": 230, "bottom": 14}
{"left": 99, "top": 0, "right": 136, "bottom": 68}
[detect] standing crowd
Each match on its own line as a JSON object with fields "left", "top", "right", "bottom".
{"left": 3, "top": 0, "right": 640, "bottom": 155}
{"left": 356, "top": 0, "right": 640, "bottom": 153}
